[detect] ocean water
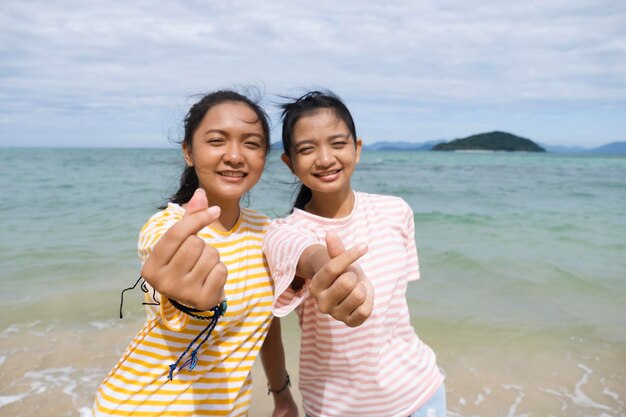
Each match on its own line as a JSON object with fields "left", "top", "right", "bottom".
{"left": 1, "top": 148, "right": 625, "bottom": 416}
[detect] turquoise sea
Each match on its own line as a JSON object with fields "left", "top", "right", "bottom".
{"left": 1, "top": 148, "right": 625, "bottom": 416}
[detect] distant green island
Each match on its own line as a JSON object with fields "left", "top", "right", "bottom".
{"left": 313, "top": 133, "right": 625, "bottom": 154}
{"left": 432, "top": 131, "right": 546, "bottom": 152}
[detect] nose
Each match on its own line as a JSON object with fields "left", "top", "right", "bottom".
{"left": 223, "top": 142, "right": 244, "bottom": 166}
{"left": 315, "top": 146, "right": 336, "bottom": 169}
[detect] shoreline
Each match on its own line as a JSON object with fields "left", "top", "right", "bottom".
{"left": 1, "top": 298, "right": 624, "bottom": 416}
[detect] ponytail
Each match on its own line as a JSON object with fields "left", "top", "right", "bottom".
{"left": 160, "top": 166, "right": 199, "bottom": 209}
{"left": 293, "top": 184, "right": 312, "bottom": 210}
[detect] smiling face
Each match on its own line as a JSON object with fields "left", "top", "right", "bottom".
{"left": 183, "top": 101, "right": 267, "bottom": 205}
{"left": 283, "top": 108, "right": 362, "bottom": 198}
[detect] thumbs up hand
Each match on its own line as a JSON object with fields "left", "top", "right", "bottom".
{"left": 307, "top": 231, "right": 374, "bottom": 327}
{"left": 141, "top": 188, "right": 228, "bottom": 311}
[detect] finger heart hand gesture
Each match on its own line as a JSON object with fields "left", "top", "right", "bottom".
{"left": 308, "top": 231, "right": 374, "bottom": 327}
{"left": 140, "top": 188, "right": 228, "bottom": 311}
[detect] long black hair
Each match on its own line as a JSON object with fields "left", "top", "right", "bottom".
{"left": 163, "top": 90, "right": 271, "bottom": 208}
{"left": 280, "top": 90, "right": 357, "bottom": 210}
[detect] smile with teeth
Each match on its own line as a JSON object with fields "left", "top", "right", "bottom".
{"left": 219, "top": 171, "right": 246, "bottom": 178}
{"left": 313, "top": 169, "right": 341, "bottom": 178}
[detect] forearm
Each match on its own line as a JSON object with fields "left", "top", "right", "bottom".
{"left": 261, "top": 317, "right": 290, "bottom": 390}
{"left": 261, "top": 317, "right": 299, "bottom": 415}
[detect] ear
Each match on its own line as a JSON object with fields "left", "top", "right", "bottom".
{"left": 355, "top": 138, "right": 363, "bottom": 164}
{"left": 281, "top": 153, "right": 294, "bottom": 173}
{"left": 182, "top": 143, "right": 193, "bottom": 167}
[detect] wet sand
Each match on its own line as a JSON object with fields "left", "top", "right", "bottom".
{"left": 0, "top": 302, "right": 624, "bottom": 416}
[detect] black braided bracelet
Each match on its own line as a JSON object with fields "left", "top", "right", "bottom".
{"left": 267, "top": 372, "right": 291, "bottom": 395}
{"left": 169, "top": 298, "right": 227, "bottom": 320}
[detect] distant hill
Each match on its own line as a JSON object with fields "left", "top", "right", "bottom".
{"left": 586, "top": 141, "right": 626, "bottom": 155}
{"left": 275, "top": 137, "right": 626, "bottom": 155}
{"left": 273, "top": 140, "right": 443, "bottom": 152}
{"left": 363, "top": 140, "right": 444, "bottom": 151}
{"left": 540, "top": 144, "right": 588, "bottom": 153}
{"left": 433, "top": 131, "right": 545, "bottom": 152}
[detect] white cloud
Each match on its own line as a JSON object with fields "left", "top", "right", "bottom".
{"left": 1, "top": 0, "right": 625, "bottom": 147}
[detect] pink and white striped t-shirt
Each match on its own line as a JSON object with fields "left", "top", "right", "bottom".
{"left": 263, "top": 191, "right": 444, "bottom": 417}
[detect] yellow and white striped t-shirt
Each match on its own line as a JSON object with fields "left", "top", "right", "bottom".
{"left": 94, "top": 203, "right": 274, "bottom": 416}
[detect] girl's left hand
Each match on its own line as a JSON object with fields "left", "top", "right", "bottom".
{"left": 272, "top": 389, "right": 299, "bottom": 417}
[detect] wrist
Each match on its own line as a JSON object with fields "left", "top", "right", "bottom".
{"left": 169, "top": 298, "right": 227, "bottom": 320}
{"left": 309, "top": 245, "right": 330, "bottom": 275}
{"left": 267, "top": 372, "right": 291, "bottom": 396}
{"left": 272, "top": 386, "right": 294, "bottom": 403}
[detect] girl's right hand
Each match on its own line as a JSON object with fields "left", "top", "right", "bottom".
{"left": 140, "top": 188, "right": 228, "bottom": 311}
{"left": 308, "top": 231, "right": 374, "bottom": 327}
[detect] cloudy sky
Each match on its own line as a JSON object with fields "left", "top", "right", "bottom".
{"left": 1, "top": 0, "right": 625, "bottom": 148}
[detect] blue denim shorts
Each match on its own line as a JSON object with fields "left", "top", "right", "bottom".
{"left": 304, "top": 383, "right": 447, "bottom": 417}
{"left": 408, "top": 383, "right": 447, "bottom": 417}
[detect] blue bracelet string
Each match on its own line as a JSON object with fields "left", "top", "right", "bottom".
{"left": 167, "top": 300, "right": 227, "bottom": 381}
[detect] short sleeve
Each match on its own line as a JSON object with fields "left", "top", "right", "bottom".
{"left": 138, "top": 205, "right": 184, "bottom": 263}
{"left": 263, "top": 220, "right": 318, "bottom": 317}
{"left": 403, "top": 202, "right": 421, "bottom": 282}
{"left": 137, "top": 205, "right": 189, "bottom": 331}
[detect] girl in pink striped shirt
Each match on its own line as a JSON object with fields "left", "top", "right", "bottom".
{"left": 263, "top": 91, "right": 446, "bottom": 417}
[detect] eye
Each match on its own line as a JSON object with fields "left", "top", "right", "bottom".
{"left": 331, "top": 141, "right": 348, "bottom": 148}
{"left": 206, "top": 138, "right": 225, "bottom": 145}
{"left": 244, "top": 139, "right": 263, "bottom": 149}
{"left": 296, "top": 146, "right": 314, "bottom": 155}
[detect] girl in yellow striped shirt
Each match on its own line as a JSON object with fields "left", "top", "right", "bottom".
{"left": 93, "top": 90, "right": 298, "bottom": 417}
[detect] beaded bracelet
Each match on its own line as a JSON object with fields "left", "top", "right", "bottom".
{"left": 267, "top": 372, "right": 291, "bottom": 395}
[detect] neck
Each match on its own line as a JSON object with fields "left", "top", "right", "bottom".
{"left": 305, "top": 187, "right": 354, "bottom": 219}
{"left": 208, "top": 197, "right": 241, "bottom": 231}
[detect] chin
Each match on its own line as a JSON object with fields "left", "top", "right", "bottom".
{"left": 308, "top": 184, "right": 347, "bottom": 195}
{"left": 205, "top": 186, "right": 250, "bottom": 203}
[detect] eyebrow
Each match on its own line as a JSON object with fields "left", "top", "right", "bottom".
{"left": 294, "top": 133, "right": 351, "bottom": 146}
{"left": 328, "top": 133, "right": 351, "bottom": 140}
{"left": 202, "top": 129, "right": 264, "bottom": 139}
{"left": 202, "top": 129, "right": 227, "bottom": 136}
